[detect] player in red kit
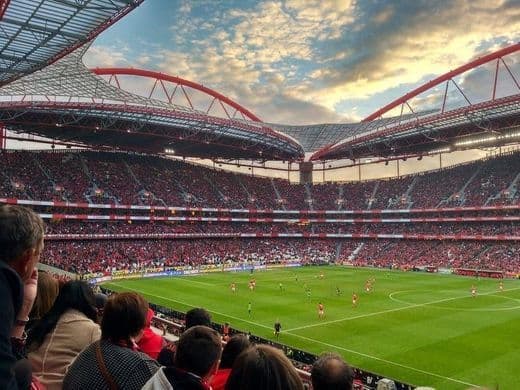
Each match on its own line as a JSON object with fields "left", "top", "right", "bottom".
{"left": 318, "top": 302, "right": 324, "bottom": 319}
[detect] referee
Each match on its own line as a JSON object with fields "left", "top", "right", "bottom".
{"left": 274, "top": 320, "right": 281, "bottom": 339}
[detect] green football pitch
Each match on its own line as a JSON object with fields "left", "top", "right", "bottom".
{"left": 103, "top": 266, "right": 520, "bottom": 389}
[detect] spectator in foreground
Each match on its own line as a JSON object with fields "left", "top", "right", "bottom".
{"left": 94, "top": 292, "right": 108, "bottom": 322}
{"left": 63, "top": 292, "right": 159, "bottom": 390}
{"left": 311, "top": 352, "right": 354, "bottom": 390}
{"left": 143, "top": 325, "right": 222, "bottom": 390}
{"left": 185, "top": 307, "right": 212, "bottom": 329}
{"left": 211, "top": 334, "right": 251, "bottom": 390}
{"left": 225, "top": 344, "right": 304, "bottom": 390}
{"left": 157, "top": 306, "right": 213, "bottom": 364}
{"left": 27, "top": 280, "right": 101, "bottom": 390}
{"left": 137, "top": 308, "right": 166, "bottom": 359}
{"left": 0, "top": 205, "right": 45, "bottom": 390}
{"left": 27, "top": 270, "right": 59, "bottom": 330}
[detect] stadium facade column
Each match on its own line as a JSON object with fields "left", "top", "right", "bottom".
{"left": 0, "top": 124, "right": 5, "bottom": 149}
{"left": 299, "top": 162, "right": 313, "bottom": 184}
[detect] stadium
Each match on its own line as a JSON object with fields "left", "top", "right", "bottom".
{"left": 0, "top": 1, "right": 519, "bottom": 389}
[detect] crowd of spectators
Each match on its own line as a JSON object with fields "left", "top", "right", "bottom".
{"left": 1, "top": 150, "right": 519, "bottom": 277}
{"left": 273, "top": 179, "right": 309, "bottom": 210}
{"left": 458, "top": 155, "right": 520, "bottom": 206}
{"left": 369, "top": 176, "right": 414, "bottom": 210}
{"left": 43, "top": 220, "right": 520, "bottom": 236}
{"left": 41, "top": 238, "right": 338, "bottom": 274}
{"left": 1, "top": 150, "right": 518, "bottom": 210}
{"left": 39, "top": 235, "right": 520, "bottom": 274}
{"left": 347, "top": 240, "right": 520, "bottom": 272}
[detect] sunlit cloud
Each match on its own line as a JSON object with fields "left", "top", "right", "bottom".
{"left": 87, "top": 0, "right": 519, "bottom": 128}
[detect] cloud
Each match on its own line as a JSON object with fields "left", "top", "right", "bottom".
{"left": 83, "top": 45, "right": 131, "bottom": 68}
{"left": 299, "top": 0, "right": 520, "bottom": 112}
{"left": 87, "top": 0, "right": 519, "bottom": 128}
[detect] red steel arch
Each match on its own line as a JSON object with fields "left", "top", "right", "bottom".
{"left": 363, "top": 42, "right": 520, "bottom": 122}
{"left": 91, "top": 67, "right": 262, "bottom": 123}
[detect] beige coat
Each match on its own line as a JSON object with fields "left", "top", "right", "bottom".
{"left": 29, "top": 309, "right": 101, "bottom": 390}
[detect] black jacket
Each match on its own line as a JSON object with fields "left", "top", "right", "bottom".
{"left": 163, "top": 366, "right": 211, "bottom": 390}
{"left": 0, "top": 261, "right": 24, "bottom": 390}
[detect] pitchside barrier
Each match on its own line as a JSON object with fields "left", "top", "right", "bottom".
{"left": 85, "top": 261, "right": 518, "bottom": 285}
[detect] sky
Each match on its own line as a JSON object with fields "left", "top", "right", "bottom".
{"left": 85, "top": 0, "right": 520, "bottom": 125}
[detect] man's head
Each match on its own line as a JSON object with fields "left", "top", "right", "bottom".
{"left": 0, "top": 205, "right": 45, "bottom": 280}
{"left": 219, "top": 333, "right": 251, "bottom": 369}
{"left": 311, "top": 352, "right": 354, "bottom": 390}
{"left": 174, "top": 325, "right": 222, "bottom": 380}
{"left": 225, "top": 344, "right": 303, "bottom": 390}
{"left": 185, "top": 307, "right": 211, "bottom": 329}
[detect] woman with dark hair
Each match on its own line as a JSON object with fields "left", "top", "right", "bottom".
{"left": 225, "top": 344, "right": 304, "bottom": 390}
{"left": 27, "top": 280, "right": 101, "bottom": 390}
{"left": 63, "top": 292, "right": 159, "bottom": 390}
{"left": 27, "top": 270, "right": 59, "bottom": 330}
{"left": 211, "top": 334, "right": 251, "bottom": 390}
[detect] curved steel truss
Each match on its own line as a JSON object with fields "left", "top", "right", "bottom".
{"left": 0, "top": 43, "right": 304, "bottom": 160}
{"left": 311, "top": 43, "right": 520, "bottom": 161}
{"left": 0, "top": 0, "right": 143, "bottom": 87}
{"left": 0, "top": 3, "right": 518, "bottom": 163}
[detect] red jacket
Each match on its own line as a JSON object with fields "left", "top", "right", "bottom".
{"left": 210, "top": 368, "right": 231, "bottom": 390}
{"left": 138, "top": 309, "right": 164, "bottom": 360}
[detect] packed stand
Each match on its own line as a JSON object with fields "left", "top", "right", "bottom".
{"left": 311, "top": 182, "right": 342, "bottom": 210}
{"left": 273, "top": 179, "right": 309, "bottom": 210}
{"left": 1, "top": 150, "right": 519, "bottom": 211}
{"left": 42, "top": 238, "right": 338, "bottom": 274}
{"left": 370, "top": 176, "right": 414, "bottom": 209}
{"left": 33, "top": 152, "right": 91, "bottom": 202}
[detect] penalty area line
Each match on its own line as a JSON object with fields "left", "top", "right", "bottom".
{"left": 286, "top": 332, "right": 481, "bottom": 388}
{"left": 108, "top": 283, "right": 273, "bottom": 331}
{"left": 286, "top": 286, "right": 520, "bottom": 332}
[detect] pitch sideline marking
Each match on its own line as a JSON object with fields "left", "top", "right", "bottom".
{"left": 285, "top": 286, "right": 520, "bottom": 332}
{"left": 172, "top": 277, "right": 215, "bottom": 287}
{"left": 286, "top": 332, "right": 481, "bottom": 388}
{"left": 389, "top": 290, "right": 520, "bottom": 312}
{"left": 108, "top": 283, "right": 273, "bottom": 331}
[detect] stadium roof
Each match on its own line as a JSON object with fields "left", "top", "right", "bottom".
{"left": 0, "top": 45, "right": 304, "bottom": 160}
{"left": 269, "top": 111, "right": 437, "bottom": 153}
{"left": 0, "top": 0, "right": 143, "bottom": 87}
{"left": 0, "top": 2, "right": 518, "bottom": 163}
{"left": 311, "top": 43, "right": 520, "bottom": 161}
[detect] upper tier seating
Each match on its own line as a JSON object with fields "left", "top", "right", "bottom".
{"left": 1, "top": 150, "right": 519, "bottom": 209}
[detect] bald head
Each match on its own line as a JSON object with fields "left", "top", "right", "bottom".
{"left": 311, "top": 352, "right": 354, "bottom": 390}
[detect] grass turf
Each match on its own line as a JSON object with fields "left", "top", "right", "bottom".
{"left": 103, "top": 266, "right": 520, "bottom": 389}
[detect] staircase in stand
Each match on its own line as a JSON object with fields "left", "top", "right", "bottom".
{"left": 367, "top": 182, "right": 379, "bottom": 210}
{"left": 31, "top": 154, "right": 64, "bottom": 200}
{"left": 305, "top": 183, "right": 314, "bottom": 211}
{"left": 485, "top": 172, "right": 520, "bottom": 205}
{"left": 337, "top": 185, "right": 344, "bottom": 210}
{"left": 401, "top": 176, "right": 418, "bottom": 208}
{"left": 271, "top": 179, "right": 286, "bottom": 210}
{"left": 439, "top": 165, "right": 482, "bottom": 207}
{"left": 349, "top": 243, "right": 365, "bottom": 261}
{"left": 235, "top": 175, "right": 252, "bottom": 208}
